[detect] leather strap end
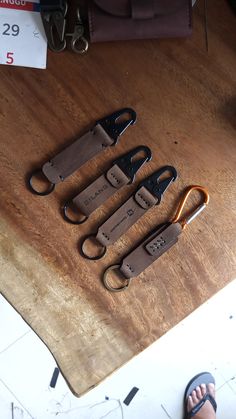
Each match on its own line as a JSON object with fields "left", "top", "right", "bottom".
{"left": 42, "top": 124, "right": 114, "bottom": 184}
{"left": 120, "top": 222, "right": 182, "bottom": 279}
{"left": 106, "top": 164, "right": 130, "bottom": 188}
{"left": 134, "top": 185, "right": 158, "bottom": 209}
{"left": 145, "top": 222, "right": 182, "bottom": 255}
{"left": 72, "top": 164, "right": 130, "bottom": 217}
{"left": 42, "top": 161, "right": 62, "bottom": 184}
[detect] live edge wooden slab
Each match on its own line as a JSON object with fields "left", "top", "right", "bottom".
{"left": 0, "top": 1, "right": 235, "bottom": 396}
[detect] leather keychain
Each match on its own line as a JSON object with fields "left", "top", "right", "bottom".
{"left": 81, "top": 166, "right": 177, "bottom": 260}
{"left": 28, "top": 108, "right": 136, "bottom": 196}
{"left": 102, "top": 185, "right": 209, "bottom": 292}
{"left": 63, "top": 145, "right": 152, "bottom": 224}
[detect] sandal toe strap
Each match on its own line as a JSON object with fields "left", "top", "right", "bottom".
{"left": 188, "top": 393, "right": 217, "bottom": 418}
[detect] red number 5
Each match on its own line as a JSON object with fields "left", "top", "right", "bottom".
{"left": 6, "top": 52, "right": 14, "bottom": 65}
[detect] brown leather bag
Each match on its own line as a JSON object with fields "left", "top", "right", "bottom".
{"left": 87, "top": 0, "right": 193, "bottom": 42}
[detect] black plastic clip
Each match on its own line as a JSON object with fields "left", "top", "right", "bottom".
{"left": 139, "top": 166, "right": 178, "bottom": 203}
{"left": 40, "top": 0, "right": 67, "bottom": 52}
{"left": 113, "top": 146, "right": 152, "bottom": 184}
{"left": 96, "top": 108, "right": 137, "bottom": 144}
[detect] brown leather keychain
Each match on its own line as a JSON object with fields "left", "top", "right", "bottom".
{"left": 81, "top": 166, "right": 177, "bottom": 260}
{"left": 28, "top": 108, "right": 136, "bottom": 196}
{"left": 63, "top": 145, "right": 152, "bottom": 224}
{"left": 102, "top": 185, "right": 210, "bottom": 292}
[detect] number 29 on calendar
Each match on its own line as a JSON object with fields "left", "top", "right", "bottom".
{"left": 1, "top": 23, "right": 20, "bottom": 65}
{"left": 0, "top": 1, "right": 47, "bottom": 69}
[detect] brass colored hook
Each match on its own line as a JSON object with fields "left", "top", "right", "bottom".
{"left": 172, "top": 185, "right": 209, "bottom": 229}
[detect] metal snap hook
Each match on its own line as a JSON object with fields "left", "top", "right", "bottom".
{"left": 28, "top": 169, "right": 55, "bottom": 196}
{"left": 97, "top": 108, "right": 137, "bottom": 144}
{"left": 66, "top": 7, "right": 89, "bottom": 54}
{"left": 63, "top": 201, "right": 88, "bottom": 224}
{"left": 103, "top": 264, "right": 131, "bottom": 292}
{"left": 172, "top": 185, "right": 210, "bottom": 229}
{"left": 80, "top": 234, "right": 107, "bottom": 260}
{"left": 138, "top": 165, "right": 178, "bottom": 203}
{"left": 41, "top": 1, "right": 68, "bottom": 53}
{"left": 113, "top": 145, "right": 152, "bottom": 184}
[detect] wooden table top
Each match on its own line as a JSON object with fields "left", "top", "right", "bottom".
{"left": 0, "top": 1, "right": 235, "bottom": 396}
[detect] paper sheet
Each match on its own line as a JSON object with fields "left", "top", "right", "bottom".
{"left": 0, "top": 0, "right": 47, "bottom": 69}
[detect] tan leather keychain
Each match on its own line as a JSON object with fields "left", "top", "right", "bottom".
{"left": 63, "top": 145, "right": 152, "bottom": 224}
{"left": 102, "top": 185, "right": 209, "bottom": 292}
{"left": 81, "top": 166, "right": 177, "bottom": 260}
{"left": 28, "top": 108, "right": 136, "bottom": 195}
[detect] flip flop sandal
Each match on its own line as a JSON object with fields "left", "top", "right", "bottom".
{"left": 184, "top": 372, "right": 217, "bottom": 418}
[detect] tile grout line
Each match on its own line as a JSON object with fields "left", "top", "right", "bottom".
{"left": 226, "top": 380, "right": 236, "bottom": 395}
{"left": 217, "top": 376, "right": 236, "bottom": 395}
{"left": 0, "top": 378, "right": 35, "bottom": 419}
{"left": 161, "top": 404, "right": 172, "bottom": 418}
{"left": 0, "top": 331, "right": 31, "bottom": 355}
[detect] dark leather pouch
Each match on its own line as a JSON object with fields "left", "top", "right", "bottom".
{"left": 88, "top": 0, "right": 192, "bottom": 42}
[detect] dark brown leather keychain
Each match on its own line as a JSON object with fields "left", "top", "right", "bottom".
{"left": 81, "top": 166, "right": 177, "bottom": 260}
{"left": 63, "top": 145, "right": 152, "bottom": 224}
{"left": 28, "top": 108, "right": 136, "bottom": 196}
{"left": 102, "top": 185, "right": 209, "bottom": 292}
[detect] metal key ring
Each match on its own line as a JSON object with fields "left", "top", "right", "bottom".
{"left": 63, "top": 200, "right": 88, "bottom": 225}
{"left": 71, "top": 36, "right": 88, "bottom": 54}
{"left": 80, "top": 234, "right": 107, "bottom": 260}
{"left": 103, "top": 264, "right": 131, "bottom": 292}
{"left": 28, "top": 169, "right": 55, "bottom": 196}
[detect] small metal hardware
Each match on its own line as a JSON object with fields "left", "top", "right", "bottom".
{"left": 172, "top": 185, "right": 210, "bottom": 228}
{"left": 97, "top": 108, "right": 137, "bottom": 144}
{"left": 103, "top": 264, "right": 131, "bottom": 292}
{"left": 138, "top": 166, "right": 178, "bottom": 204}
{"left": 40, "top": 0, "right": 68, "bottom": 52}
{"left": 66, "top": 8, "right": 88, "bottom": 54}
{"left": 81, "top": 234, "right": 107, "bottom": 260}
{"left": 113, "top": 145, "right": 152, "bottom": 184}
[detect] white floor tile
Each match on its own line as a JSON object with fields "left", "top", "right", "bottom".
{"left": 0, "top": 331, "right": 56, "bottom": 418}
{"left": 0, "top": 294, "right": 30, "bottom": 353}
{"left": 0, "top": 279, "right": 236, "bottom": 419}
{"left": 216, "top": 383, "right": 236, "bottom": 419}
{"left": 0, "top": 379, "right": 33, "bottom": 419}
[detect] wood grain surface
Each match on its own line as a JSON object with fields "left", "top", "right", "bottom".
{"left": 0, "top": 1, "right": 236, "bottom": 396}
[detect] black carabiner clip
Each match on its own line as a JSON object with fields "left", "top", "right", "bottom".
{"left": 113, "top": 145, "right": 152, "bottom": 184}
{"left": 139, "top": 166, "right": 178, "bottom": 204}
{"left": 96, "top": 108, "right": 137, "bottom": 145}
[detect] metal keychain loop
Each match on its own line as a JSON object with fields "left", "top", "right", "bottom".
{"left": 103, "top": 265, "right": 131, "bottom": 292}
{"left": 80, "top": 234, "right": 107, "bottom": 260}
{"left": 63, "top": 200, "right": 88, "bottom": 224}
{"left": 28, "top": 169, "right": 55, "bottom": 196}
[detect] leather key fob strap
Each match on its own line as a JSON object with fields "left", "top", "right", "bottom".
{"left": 65, "top": 145, "right": 151, "bottom": 221}
{"left": 120, "top": 222, "right": 182, "bottom": 278}
{"left": 39, "top": 108, "right": 137, "bottom": 185}
{"left": 42, "top": 124, "right": 113, "bottom": 184}
{"left": 73, "top": 163, "right": 130, "bottom": 216}
{"left": 95, "top": 185, "right": 159, "bottom": 247}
